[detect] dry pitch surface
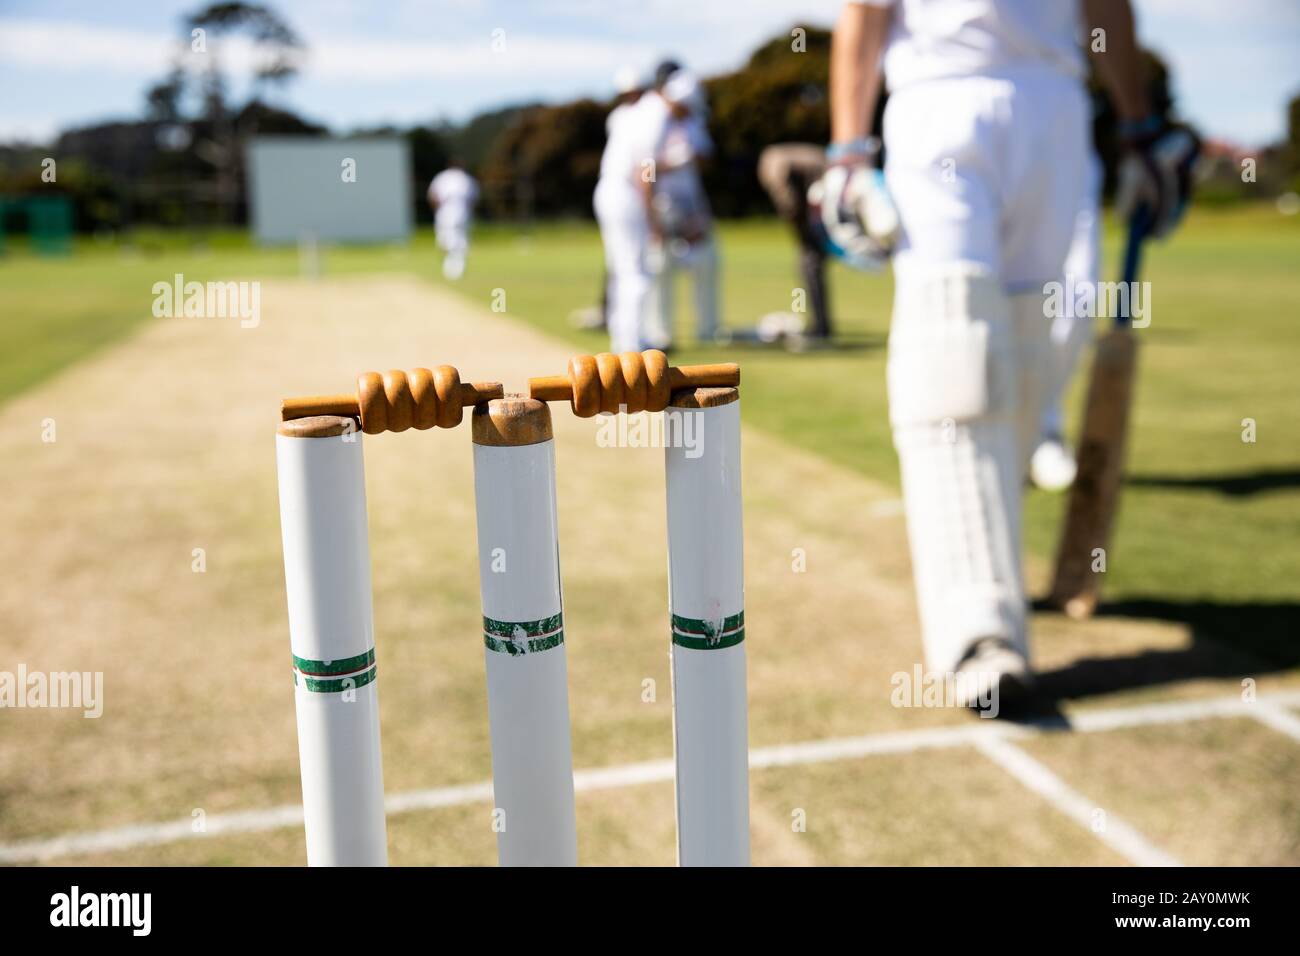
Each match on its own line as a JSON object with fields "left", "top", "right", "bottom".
{"left": 1, "top": 274, "right": 1297, "bottom": 865}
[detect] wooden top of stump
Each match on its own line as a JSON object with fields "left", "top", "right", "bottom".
{"left": 276, "top": 415, "right": 359, "bottom": 438}
{"left": 472, "top": 396, "right": 554, "bottom": 447}
{"left": 668, "top": 386, "right": 740, "bottom": 409}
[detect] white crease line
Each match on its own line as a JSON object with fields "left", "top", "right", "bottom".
{"left": 1246, "top": 701, "right": 1300, "bottom": 744}
{"left": 1066, "top": 696, "right": 1248, "bottom": 732}
{"left": 574, "top": 757, "right": 675, "bottom": 791}
{"left": 869, "top": 498, "right": 905, "bottom": 517}
{"left": 750, "top": 723, "right": 992, "bottom": 768}
{"left": 972, "top": 735, "right": 1183, "bottom": 867}
{"left": 0, "top": 805, "right": 308, "bottom": 865}
{"left": 1065, "top": 692, "right": 1300, "bottom": 733}
{"left": 3, "top": 690, "right": 1299, "bottom": 864}
{"left": 383, "top": 781, "right": 493, "bottom": 815}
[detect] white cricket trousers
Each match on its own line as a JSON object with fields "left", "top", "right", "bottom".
{"left": 436, "top": 213, "right": 469, "bottom": 253}
{"left": 885, "top": 70, "right": 1089, "bottom": 287}
{"left": 882, "top": 68, "right": 1090, "bottom": 672}
{"left": 436, "top": 210, "right": 470, "bottom": 280}
{"left": 594, "top": 179, "right": 652, "bottom": 354}
{"left": 1042, "top": 151, "right": 1102, "bottom": 438}
{"left": 646, "top": 236, "right": 720, "bottom": 347}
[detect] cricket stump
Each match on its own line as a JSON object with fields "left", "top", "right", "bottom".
{"left": 276, "top": 415, "right": 388, "bottom": 866}
{"left": 665, "top": 387, "right": 750, "bottom": 866}
{"left": 472, "top": 397, "right": 579, "bottom": 866}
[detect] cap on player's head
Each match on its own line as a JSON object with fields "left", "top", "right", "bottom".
{"left": 653, "top": 58, "right": 682, "bottom": 90}
{"left": 613, "top": 65, "right": 641, "bottom": 95}
{"left": 662, "top": 70, "right": 703, "bottom": 114}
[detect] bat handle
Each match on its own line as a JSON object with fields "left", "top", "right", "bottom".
{"left": 1118, "top": 204, "right": 1153, "bottom": 323}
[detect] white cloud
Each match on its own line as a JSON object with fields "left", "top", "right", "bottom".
{"left": 519, "top": 0, "right": 841, "bottom": 30}
{"left": 1136, "top": 0, "right": 1300, "bottom": 25}
{"left": 2, "top": 4, "right": 1292, "bottom": 142}
{"left": 305, "top": 33, "right": 642, "bottom": 82}
{"left": 0, "top": 20, "right": 177, "bottom": 72}
{"left": 0, "top": 16, "right": 650, "bottom": 84}
{"left": 0, "top": 118, "right": 61, "bottom": 144}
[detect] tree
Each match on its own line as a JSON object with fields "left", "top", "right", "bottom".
{"left": 144, "top": 3, "right": 305, "bottom": 221}
{"left": 479, "top": 100, "right": 607, "bottom": 218}
{"left": 1287, "top": 92, "right": 1300, "bottom": 178}
{"left": 475, "top": 26, "right": 839, "bottom": 218}
{"left": 186, "top": 2, "right": 303, "bottom": 105}
{"left": 702, "top": 25, "right": 835, "bottom": 215}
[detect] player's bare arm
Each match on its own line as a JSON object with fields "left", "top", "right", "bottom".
{"left": 1082, "top": 0, "right": 1149, "bottom": 121}
{"left": 829, "top": 1, "right": 890, "bottom": 152}
{"left": 1084, "top": 0, "right": 1199, "bottom": 238}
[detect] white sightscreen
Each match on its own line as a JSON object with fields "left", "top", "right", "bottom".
{"left": 247, "top": 136, "right": 412, "bottom": 244}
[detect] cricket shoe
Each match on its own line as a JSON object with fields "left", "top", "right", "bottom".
{"left": 1030, "top": 436, "right": 1077, "bottom": 491}
{"left": 443, "top": 253, "right": 466, "bottom": 281}
{"left": 952, "top": 639, "right": 1035, "bottom": 717}
{"left": 569, "top": 305, "right": 607, "bottom": 331}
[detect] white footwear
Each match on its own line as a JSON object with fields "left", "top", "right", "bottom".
{"left": 569, "top": 306, "right": 606, "bottom": 331}
{"left": 757, "top": 311, "right": 807, "bottom": 344}
{"left": 952, "top": 639, "right": 1034, "bottom": 716}
{"left": 443, "top": 252, "right": 466, "bottom": 281}
{"left": 1030, "top": 436, "right": 1078, "bottom": 491}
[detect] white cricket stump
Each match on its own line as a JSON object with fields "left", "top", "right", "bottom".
{"left": 276, "top": 415, "right": 388, "bottom": 866}
{"left": 472, "top": 398, "right": 578, "bottom": 866}
{"left": 665, "top": 387, "right": 750, "bottom": 866}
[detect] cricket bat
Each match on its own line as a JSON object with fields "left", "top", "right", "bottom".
{"left": 1047, "top": 207, "right": 1151, "bottom": 620}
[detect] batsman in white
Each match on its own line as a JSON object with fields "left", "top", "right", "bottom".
{"left": 828, "top": 0, "right": 1193, "bottom": 705}
{"left": 428, "top": 159, "right": 479, "bottom": 281}
{"left": 594, "top": 63, "right": 699, "bottom": 354}
{"left": 1030, "top": 153, "right": 1102, "bottom": 493}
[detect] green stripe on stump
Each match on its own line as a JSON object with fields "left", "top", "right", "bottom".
{"left": 293, "top": 665, "right": 378, "bottom": 694}
{"left": 482, "top": 615, "right": 565, "bottom": 655}
{"left": 671, "top": 611, "right": 745, "bottom": 650}
{"left": 291, "top": 648, "right": 375, "bottom": 676}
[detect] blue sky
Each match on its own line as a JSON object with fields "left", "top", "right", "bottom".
{"left": 1, "top": 0, "right": 1297, "bottom": 147}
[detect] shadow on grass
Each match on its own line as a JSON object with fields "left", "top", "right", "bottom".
{"left": 1020, "top": 598, "right": 1300, "bottom": 716}
{"left": 1126, "top": 467, "right": 1300, "bottom": 498}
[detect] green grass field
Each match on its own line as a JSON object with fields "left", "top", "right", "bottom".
{"left": 3, "top": 205, "right": 1297, "bottom": 626}
{"left": 2, "top": 204, "right": 1298, "bottom": 866}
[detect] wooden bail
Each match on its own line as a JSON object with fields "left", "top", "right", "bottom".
{"left": 528, "top": 350, "right": 740, "bottom": 418}
{"left": 280, "top": 371, "right": 504, "bottom": 434}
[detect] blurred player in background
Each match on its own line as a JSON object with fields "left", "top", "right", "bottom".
{"left": 573, "top": 67, "right": 645, "bottom": 333}
{"left": 828, "top": 0, "right": 1194, "bottom": 706}
{"left": 645, "top": 69, "right": 720, "bottom": 348}
{"left": 593, "top": 59, "right": 697, "bottom": 353}
{"left": 758, "top": 143, "right": 832, "bottom": 339}
{"left": 427, "top": 159, "right": 479, "bottom": 280}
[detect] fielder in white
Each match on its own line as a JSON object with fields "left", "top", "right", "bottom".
{"left": 829, "top": 0, "right": 1190, "bottom": 705}
{"left": 428, "top": 160, "right": 479, "bottom": 280}
{"left": 646, "top": 71, "right": 721, "bottom": 348}
{"left": 594, "top": 68, "right": 699, "bottom": 354}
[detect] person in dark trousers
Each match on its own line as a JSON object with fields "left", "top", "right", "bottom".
{"left": 758, "top": 143, "right": 832, "bottom": 338}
